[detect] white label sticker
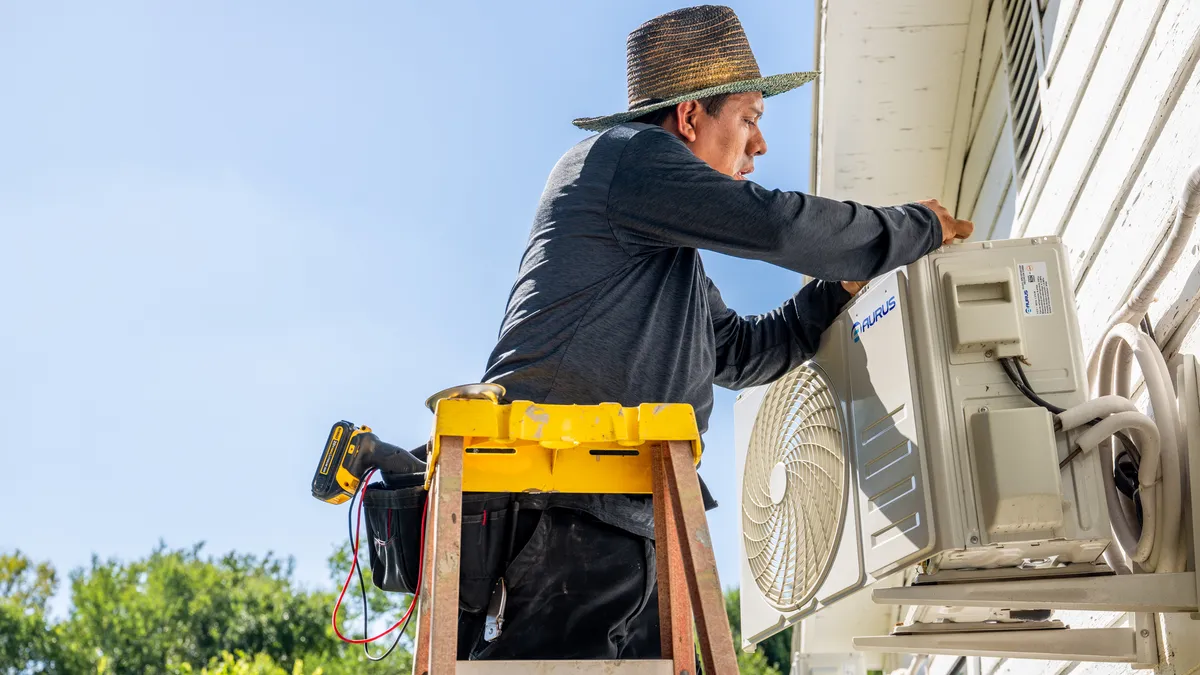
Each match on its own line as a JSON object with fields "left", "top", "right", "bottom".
{"left": 1017, "top": 262, "right": 1052, "bottom": 316}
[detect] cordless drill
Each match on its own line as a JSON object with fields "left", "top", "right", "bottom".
{"left": 311, "top": 421, "right": 426, "bottom": 504}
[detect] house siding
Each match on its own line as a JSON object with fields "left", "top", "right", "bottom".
{"left": 995, "top": 0, "right": 1200, "bottom": 363}
{"left": 953, "top": 0, "right": 1200, "bottom": 672}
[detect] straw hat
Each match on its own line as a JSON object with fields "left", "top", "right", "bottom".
{"left": 573, "top": 5, "right": 818, "bottom": 132}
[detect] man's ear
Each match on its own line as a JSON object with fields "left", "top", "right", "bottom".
{"left": 673, "top": 100, "right": 702, "bottom": 143}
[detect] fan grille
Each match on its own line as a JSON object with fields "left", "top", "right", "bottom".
{"left": 742, "top": 363, "right": 847, "bottom": 611}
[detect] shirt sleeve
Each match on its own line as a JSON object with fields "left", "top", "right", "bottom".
{"left": 710, "top": 276, "right": 852, "bottom": 390}
{"left": 606, "top": 126, "right": 941, "bottom": 281}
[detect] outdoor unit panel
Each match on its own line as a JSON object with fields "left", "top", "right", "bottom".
{"left": 842, "top": 272, "right": 933, "bottom": 577}
{"left": 910, "top": 238, "right": 1110, "bottom": 570}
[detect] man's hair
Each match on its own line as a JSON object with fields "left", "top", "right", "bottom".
{"left": 631, "top": 93, "right": 733, "bottom": 127}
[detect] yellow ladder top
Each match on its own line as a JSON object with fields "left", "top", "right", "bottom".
{"left": 424, "top": 399, "right": 702, "bottom": 494}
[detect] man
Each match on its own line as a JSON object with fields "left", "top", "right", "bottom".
{"left": 457, "top": 4, "right": 973, "bottom": 662}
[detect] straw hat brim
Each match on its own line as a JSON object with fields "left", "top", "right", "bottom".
{"left": 572, "top": 71, "right": 818, "bottom": 132}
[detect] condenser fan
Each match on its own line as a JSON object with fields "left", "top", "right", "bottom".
{"left": 741, "top": 362, "right": 848, "bottom": 610}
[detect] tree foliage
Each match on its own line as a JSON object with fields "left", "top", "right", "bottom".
{"left": 725, "top": 587, "right": 792, "bottom": 675}
{"left": 0, "top": 550, "right": 83, "bottom": 675}
{"left": 0, "top": 552, "right": 57, "bottom": 611}
{"left": 0, "top": 545, "right": 412, "bottom": 675}
{"left": 62, "top": 543, "right": 331, "bottom": 673}
{"left": 2, "top": 544, "right": 792, "bottom": 675}
{"left": 169, "top": 651, "right": 319, "bottom": 675}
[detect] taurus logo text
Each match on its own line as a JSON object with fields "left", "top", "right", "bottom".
{"left": 852, "top": 296, "right": 897, "bottom": 343}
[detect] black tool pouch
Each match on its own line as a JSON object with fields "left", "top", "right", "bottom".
{"left": 362, "top": 483, "right": 426, "bottom": 595}
{"left": 362, "top": 484, "right": 516, "bottom": 614}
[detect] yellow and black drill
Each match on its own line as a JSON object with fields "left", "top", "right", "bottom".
{"left": 310, "top": 421, "right": 426, "bottom": 504}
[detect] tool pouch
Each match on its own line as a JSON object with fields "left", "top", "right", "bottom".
{"left": 362, "top": 484, "right": 516, "bottom": 614}
{"left": 362, "top": 483, "right": 426, "bottom": 595}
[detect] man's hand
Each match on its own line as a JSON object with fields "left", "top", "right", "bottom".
{"left": 918, "top": 199, "right": 974, "bottom": 244}
{"left": 841, "top": 280, "right": 867, "bottom": 296}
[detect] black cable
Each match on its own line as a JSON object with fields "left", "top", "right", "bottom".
{"left": 1113, "top": 450, "right": 1144, "bottom": 526}
{"left": 1014, "top": 359, "right": 1034, "bottom": 391}
{"left": 1117, "top": 440, "right": 1142, "bottom": 465}
{"left": 1113, "top": 450, "right": 1140, "bottom": 498}
{"left": 1104, "top": 317, "right": 1155, "bottom": 523}
{"left": 1001, "top": 358, "right": 1065, "bottom": 414}
{"left": 1001, "top": 358, "right": 1139, "bottom": 470}
{"left": 347, "top": 479, "right": 408, "bottom": 662}
{"left": 1007, "top": 320, "right": 1157, "bottom": 521}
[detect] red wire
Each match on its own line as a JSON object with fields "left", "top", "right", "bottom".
{"left": 332, "top": 469, "right": 429, "bottom": 644}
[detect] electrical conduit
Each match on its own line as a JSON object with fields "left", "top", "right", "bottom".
{"left": 1060, "top": 165, "right": 1200, "bottom": 569}
{"left": 1087, "top": 163, "right": 1200, "bottom": 385}
{"left": 1075, "top": 165, "right": 1200, "bottom": 573}
{"left": 1094, "top": 313, "right": 1183, "bottom": 572}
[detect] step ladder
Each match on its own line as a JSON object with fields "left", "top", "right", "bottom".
{"left": 410, "top": 387, "right": 739, "bottom": 674}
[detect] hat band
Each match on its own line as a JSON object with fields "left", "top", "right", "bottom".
{"left": 628, "top": 62, "right": 762, "bottom": 107}
{"left": 628, "top": 96, "right": 665, "bottom": 109}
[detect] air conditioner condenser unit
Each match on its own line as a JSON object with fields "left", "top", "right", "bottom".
{"left": 735, "top": 236, "right": 1112, "bottom": 648}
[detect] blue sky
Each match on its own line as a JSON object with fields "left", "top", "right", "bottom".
{"left": 0, "top": 1, "right": 815, "bottom": 616}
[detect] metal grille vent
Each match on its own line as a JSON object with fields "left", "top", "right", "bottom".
{"left": 1002, "top": 0, "right": 1047, "bottom": 184}
{"left": 741, "top": 363, "right": 848, "bottom": 611}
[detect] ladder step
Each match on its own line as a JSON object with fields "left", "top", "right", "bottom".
{"left": 455, "top": 659, "right": 674, "bottom": 674}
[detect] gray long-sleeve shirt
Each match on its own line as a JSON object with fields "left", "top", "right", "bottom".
{"left": 480, "top": 123, "right": 940, "bottom": 537}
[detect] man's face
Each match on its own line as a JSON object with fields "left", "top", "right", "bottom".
{"left": 684, "top": 91, "right": 767, "bottom": 180}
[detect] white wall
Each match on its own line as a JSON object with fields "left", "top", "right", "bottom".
{"left": 953, "top": 0, "right": 1200, "bottom": 672}
{"left": 1010, "top": 0, "right": 1200, "bottom": 363}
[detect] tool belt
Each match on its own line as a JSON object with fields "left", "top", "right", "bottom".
{"left": 363, "top": 482, "right": 712, "bottom": 616}
{"left": 362, "top": 483, "right": 525, "bottom": 614}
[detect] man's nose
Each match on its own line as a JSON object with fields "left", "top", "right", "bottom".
{"left": 750, "top": 128, "right": 767, "bottom": 157}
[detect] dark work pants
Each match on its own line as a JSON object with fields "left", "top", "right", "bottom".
{"left": 456, "top": 507, "right": 663, "bottom": 660}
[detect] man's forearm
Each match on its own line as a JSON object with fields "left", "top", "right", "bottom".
{"left": 712, "top": 280, "right": 852, "bottom": 390}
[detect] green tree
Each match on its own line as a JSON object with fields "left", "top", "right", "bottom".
{"left": 725, "top": 587, "right": 792, "bottom": 675}
{"left": 321, "top": 540, "right": 416, "bottom": 674}
{"left": 5, "top": 544, "right": 813, "bottom": 675}
{"left": 0, "top": 551, "right": 57, "bottom": 610}
{"left": 0, "top": 601, "right": 55, "bottom": 675}
{"left": 56, "top": 541, "right": 412, "bottom": 675}
{"left": 170, "top": 650, "right": 322, "bottom": 675}
{"left": 60, "top": 543, "right": 332, "bottom": 674}
{"left": 0, "top": 542, "right": 417, "bottom": 675}
{"left": 0, "top": 550, "right": 84, "bottom": 675}
{"left": 326, "top": 541, "right": 411, "bottom": 633}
